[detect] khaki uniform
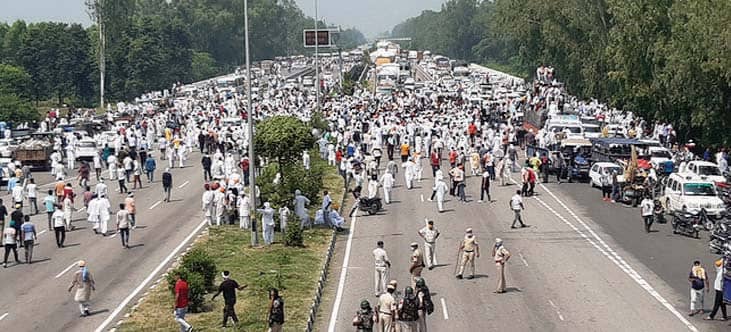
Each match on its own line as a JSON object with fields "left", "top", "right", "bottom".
{"left": 419, "top": 226, "right": 439, "bottom": 268}
{"left": 377, "top": 292, "right": 396, "bottom": 332}
{"left": 457, "top": 236, "right": 477, "bottom": 277}
{"left": 373, "top": 247, "right": 391, "bottom": 296}
{"left": 410, "top": 249, "right": 424, "bottom": 288}
{"left": 494, "top": 245, "right": 510, "bottom": 292}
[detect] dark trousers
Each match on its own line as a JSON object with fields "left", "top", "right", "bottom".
{"left": 47, "top": 212, "right": 53, "bottom": 230}
{"left": 480, "top": 187, "right": 491, "bottom": 201}
{"left": 54, "top": 226, "right": 66, "bottom": 247}
{"left": 119, "top": 180, "right": 128, "bottom": 193}
{"left": 602, "top": 186, "right": 611, "bottom": 199}
{"left": 146, "top": 170, "right": 154, "bottom": 182}
{"left": 432, "top": 165, "right": 439, "bottom": 177}
{"left": 204, "top": 168, "right": 212, "bottom": 181}
{"left": 163, "top": 186, "right": 172, "bottom": 202}
{"left": 119, "top": 227, "right": 130, "bottom": 247}
{"left": 23, "top": 240, "right": 34, "bottom": 263}
{"left": 528, "top": 182, "right": 535, "bottom": 196}
{"left": 3, "top": 243, "right": 19, "bottom": 264}
{"left": 387, "top": 145, "right": 394, "bottom": 160}
{"left": 521, "top": 182, "right": 529, "bottom": 196}
{"left": 222, "top": 302, "right": 239, "bottom": 326}
{"left": 643, "top": 215, "right": 654, "bottom": 232}
{"left": 709, "top": 289, "right": 728, "bottom": 319}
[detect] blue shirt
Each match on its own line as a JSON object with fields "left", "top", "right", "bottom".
{"left": 145, "top": 158, "right": 156, "bottom": 171}
{"left": 44, "top": 195, "right": 56, "bottom": 212}
{"left": 21, "top": 222, "right": 36, "bottom": 241}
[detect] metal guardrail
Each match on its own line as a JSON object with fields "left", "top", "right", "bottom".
{"left": 286, "top": 67, "right": 316, "bottom": 81}
{"left": 304, "top": 182, "right": 348, "bottom": 332}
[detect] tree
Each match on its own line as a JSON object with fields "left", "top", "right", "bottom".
{"left": 0, "top": 63, "right": 31, "bottom": 97}
{"left": 0, "top": 93, "right": 37, "bottom": 123}
{"left": 191, "top": 51, "right": 219, "bottom": 82}
{"left": 254, "top": 116, "right": 315, "bottom": 171}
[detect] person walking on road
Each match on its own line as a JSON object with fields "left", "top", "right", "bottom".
{"left": 397, "top": 286, "right": 420, "bottom": 332}
{"left": 267, "top": 287, "right": 285, "bottom": 332}
{"left": 125, "top": 193, "right": 137, "bottom": 229}
{"left": 3, "top": 220, "right": 21, "bottom": 267}
{"left": 456, "top": 228, "right": 479, "bottom": 279}
{"left": 373, "top": 241, "right": 391, "bottom": 297}
{"left": 375, "top": 283, "right": 397, "bottom": 332}
{"left": 352, "top": 300, "right": 376, "bottom": 331}
{"left": 144, "top": 153, "right": 156, "bottom": 183}
{"left": 432, "top": 174, "right": 448, "bottom": 213}
{"left": 688, "top": 260, "right": 709, "bottom": 316}
{"left": 380, "top": 169, "right": 395, "bottom": 204}
{"left": 493, "top": 238, "right": 511, "bottom": 293}
{"left": 162, "top": 168, "right": 173, "bottom": 202}
{"left": 21, "top": 215, "right": 37, "bottom": 264}
{"left": 705, "top": 258, "right": 727, "bottom": 321}
{"left": 43, "top": 190, "right": 55, "bottom": 230}
{"left": 415, "top": 278, "right": 433, "bottom": 332}
{"left": 25, "top": 178, "right": 38, "bottom": 215}
{"left": 510, "top": 190, "right": 527, "bottom": 228}
{"left": 211, "top": 270, "right": 247, "bottom": 328}
{"left": 202, "top": 184, "right": 214, "bottom": 226}
{"left": 418, "top": 220, "right": 440, "bottom": 270}
{"left": 409, "top": 243, "right": 425, "bottom": 288}
{"left": 52, "top": 204, "right": 66, "bottom": 247}
{"left": 116, "top": 203, "right": 131, "bottom": 249}
{"left": 479, "top": 168, "right": 492, "bottom": 203}
{"left": 640, "top": 196, "right": 654, "bottom": 233}
{"left": 117, "top": 166, "right": 128, "bottom": 194}
{"left": 68, "top": 260, "right": 95, "bottom": 317}
{"left": 174, "top": 272, "right": 194, "bottom": 332}
{"left": 201, "top": 154, "right": 212, "bottom": 181}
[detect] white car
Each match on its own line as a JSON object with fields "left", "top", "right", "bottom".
{"left": 678, "top": 160, "right": 726, "bottom": 184}
{"left": 75, "top": 139, "right": 98, "bottom": 160}
{"left": 0, "top": 139, "right": 16, "bottom": 158}
{"left": 663, "top": 173, "right": 725, "bottom": 217}
{"left": 0, "top": 157, "right": 11, "bottom": 185}
{"left": 647, "top": 146, "right": 673, "bottom": 167}
{"left": 589, "top": 162, "right": 624, "bottom": 187}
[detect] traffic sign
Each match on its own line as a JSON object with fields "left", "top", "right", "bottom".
{"left": 303, "top": 29, "right": 336, "bottom": 48}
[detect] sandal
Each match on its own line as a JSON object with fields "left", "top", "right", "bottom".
{"left": 704, "top": 316, "right": 713, "bottom": 320}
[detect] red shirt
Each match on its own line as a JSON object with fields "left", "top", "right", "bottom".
{"left": 430, "top": 152, "right": 440, "bottom": 166}
{"left": 468, "top": 123, "right": 477, "bottom": 135}
{"left": 175, "top": 279, "right": 189, "bottom": 308}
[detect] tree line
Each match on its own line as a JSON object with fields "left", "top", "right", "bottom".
{"left": 0, "top": 0, "right": 365, "bottom": 123}
{"left": 392, "top": 0, "right": 731, "bottom": 147}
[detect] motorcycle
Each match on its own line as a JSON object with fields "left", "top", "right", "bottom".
{"left": 653, "top": 199, "right": 666, "bottom": 224}
{"left": 358, "top": 196, "right": 383, "bottom": 215}
{"left": 709, "top": 219, "right": 731, "bottom": 253}
{"left": 672, "top": 209, "right": 705, "bottom": 238}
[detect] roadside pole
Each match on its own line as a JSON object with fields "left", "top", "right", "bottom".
{"left": 244, "top": 0, "right": 258, "bottom": 246}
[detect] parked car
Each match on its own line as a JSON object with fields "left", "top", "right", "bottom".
{"left": 678, "top": 160, "right": 726, "bottom": 185}
{"left": 589, "top": 162, "right": 624, "bottom": 188}
{"left": 75, "top": 139, "right": 99, "bottom": 161}
{"left": 0, "top": 139, "right": 17, "bottom": 158}
{"left": 663, "top": 173, "right": 725, "bottom": 218}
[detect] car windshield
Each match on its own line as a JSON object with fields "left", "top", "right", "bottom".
{"left": 698, "top": 165, "right": 721, "bottom": 176}
{"left": 605, "top": 166, "right": 622, "bottom": 174}
{"left": 0, "top": 142, "right": 7, "bottom": 146}
{"left": 683, "top": 183, "right": 716, "bottom": 196}
{"left": 77, "top": 142, "right": 96, "bottom": 148}
{"left": 583, "top": 126, "right": 600, "bottom": 133}
{"left": 651, "top": 150, "right": 672, "bottom": 159}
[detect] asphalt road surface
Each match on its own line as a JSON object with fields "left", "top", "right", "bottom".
{"left": 0, "top": 152, "right": 207, "bottom": 332}
{"left": 319, "top": 158, "right": 728, "bottom": 332}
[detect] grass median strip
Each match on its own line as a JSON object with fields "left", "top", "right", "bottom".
{"left": 117, "top": 226, "right": 333, "bottom": 331}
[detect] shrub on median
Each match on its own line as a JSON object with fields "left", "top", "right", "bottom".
{"left": 165, "top": 267, "right": 207, "bottom": 313}
{"left": 180, "top": 247, "right": 217, "bottom": 291}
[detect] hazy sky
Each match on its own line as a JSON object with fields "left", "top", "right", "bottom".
{"left": 0, "top": 0, "right": 445, "bottom": 37}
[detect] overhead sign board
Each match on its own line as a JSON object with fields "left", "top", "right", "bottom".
{"left": 303, "top": 29, "right": 335, "bottom": 48}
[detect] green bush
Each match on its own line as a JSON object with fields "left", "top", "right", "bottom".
{"left": 284, "top": 217, "right": 304, "bottom": 247}
{"left": 180, "top": 247, "right": 217, "bottom": 291}
{"left": 166, "top": 267, "right": 207, "bottom": 313}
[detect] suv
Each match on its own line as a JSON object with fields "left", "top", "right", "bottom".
{"left": 663, "top": 173, "right": 725, "bottom": 217}
{"left": 678, "top": 160, "right": 726, "bottom": 184}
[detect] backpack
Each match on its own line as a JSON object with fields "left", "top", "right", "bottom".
{"left": 399, "top": 295, "right": 419, "bottom": 321}
{"left": 354, "top": 309, "right": 374, "bottom": 330}
{"left": 689, "top": 271, "right": 704, "bottom": 290}
{"left": 420, "top": 287, "right": 435, "bottom": 315}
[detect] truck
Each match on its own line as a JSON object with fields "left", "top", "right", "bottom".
{"left": 15, "top": 133, "right": 54, "bottom": 170}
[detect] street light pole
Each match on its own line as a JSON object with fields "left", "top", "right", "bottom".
{"left": 314, "top": 0, "right": 319, "bottom": 112}
{"left": 244, "top": 0, "right": 258, "bottom": 247}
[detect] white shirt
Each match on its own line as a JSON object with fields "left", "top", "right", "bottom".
{"left": 714, "top": 263, "right": 725, "bottom": 291}
{"left": 12, "top": 185, "right": 23, "bottom": 202}
{"left": 641, "top": 199, "right": 654, "bottom": 217}
{"left": 373, "top": 247, "right": 390, "bottom": 267}
{"left": 26, "top": 183, "right": 37, "bottom": 198}
{"left": 510, "top": 194, "right": 523, "bottom": 210}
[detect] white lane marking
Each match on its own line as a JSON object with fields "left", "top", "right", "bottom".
{"left": 518, "top": 253, "right": 529, "bottom": 267}
{"left": 38, "top": 229, "right": 47, "bottom": 236}
{"left": 94, "top": 219, "right": 208, "bottom": 332}
{"left": 177, "top": 180, "right": 189, "bottom": 189}
{"left": 534, "top": 184, "right": 699, "bottom": 332}
{"left": 110, "top": 233, "right": 117, "bottom": 238}
{"left": 0, "top": 312, "right": 8, "bottom": 321}
{"left": 548, "top": 300, "right": 565, "bottom": 321}
{"left": 420, "top": 194, "right": 424, "bottom": 202}
{"left": 148, "top": 201, "right": 162, "bottom": 210}
{"left": 55, "top": 261, "right": 78, "bottom": 279}
{"left": 327, "top": 210, "right": 359, "bottom": 332}
{"left": 77, "top": 207, "right": 86, "bottom": 212}
{"left": 440, "top": 298, "right": 449, "bottom": 320}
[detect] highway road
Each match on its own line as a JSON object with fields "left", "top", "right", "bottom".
{"left": 318, "top": 157, "right": 728, "bottom": 332}
{"left": 0, "top": 152, "right": 206, "bottom": 332}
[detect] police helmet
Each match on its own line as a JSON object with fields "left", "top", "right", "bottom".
{"left": 360, "top": 300, "right": 371, "bottom": 309}
{"left": 415, "top": 278, "right": 426, "bottom": 288}
{"left": 404, "top": 286, "right": 414, "bottom": 295}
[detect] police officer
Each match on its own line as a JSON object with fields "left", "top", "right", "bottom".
{"left": 493, "top": 238, "right": 511, "bottom": 293}
{"left": 456, "top": 228, "right": 479, "bottom": 279}
{"left": 397, "top": 287, "right": 420, "bottom": 332}
{"left": 373, "top": 241, "right": 391, "bottom": 297}
{"left": 375, "top": 282, "right": 397, "bottom": 332}
{"left": 409, "top": 243, "right": 425, "bottom": 288}
{"left": 352, "top": 299, "right": 376, "bottom": 331}
{"left": 415, "top": 278, "right": 432, "bottom": 332}
{"left": 418, "top": 220, "right": 440, "bottom": 270}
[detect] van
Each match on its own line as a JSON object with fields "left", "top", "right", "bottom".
{"left": 663, "top": 173, "right": 725, "bottom": 216}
